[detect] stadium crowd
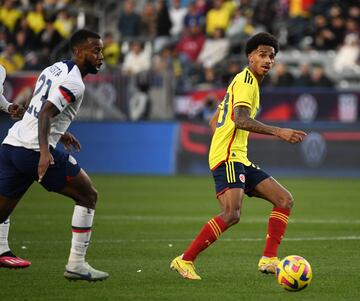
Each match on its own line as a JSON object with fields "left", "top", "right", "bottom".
{"left": 0, "top": 0, "right": 359, "bottom": 90}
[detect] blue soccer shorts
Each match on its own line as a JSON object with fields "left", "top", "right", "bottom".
{"left": 0, "top": 144, "right": 81, "bottom": 199}
{"left": 211, "top": 161, "right": 270, "bottom": 197}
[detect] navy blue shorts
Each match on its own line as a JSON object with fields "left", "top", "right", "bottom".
{"left": 0, "top": 144, "right": 81, "bottom": 199}
{"left": 211, "top": 161, "right": 270, "bottom": 197}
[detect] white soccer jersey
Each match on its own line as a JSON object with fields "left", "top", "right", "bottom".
{"left": 3, "top": 60, "right": 85, "bottom": 150}
{"left": 0, "top": 64, "right": 11, "bottom": 112}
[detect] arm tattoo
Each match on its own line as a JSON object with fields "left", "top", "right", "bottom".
{"left": 233, "top": 106, "right": 278, "bottom": 136}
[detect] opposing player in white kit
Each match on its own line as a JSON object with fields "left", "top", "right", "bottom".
{"left": 0, "top": 65, "right": 25, "bottom": 119}
{"left": 0, "top": 29, "right": 109, "bottom": 281}
{"left": 0, "top": 64, "right": 30, "bottom": 268}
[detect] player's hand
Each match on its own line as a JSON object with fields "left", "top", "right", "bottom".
{"left": 60, "top": 132, "right": 81, "bottom": 152}
{"left": 38, "top": 150, "right": 54, "bottom": 182}
{"left": 276, "top": 128, "right": 307, "bottom": 144}
{"left": 8, "top": 103, "right": 25, "bottom": 119}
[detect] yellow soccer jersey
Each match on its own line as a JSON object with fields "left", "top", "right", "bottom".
{"left": 209, "top": 67, "right": 259, "bottom": 170}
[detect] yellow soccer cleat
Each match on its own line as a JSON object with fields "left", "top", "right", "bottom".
{"left": 258, "top": 256, "right": 280, "bottom": 274}
{"left": 170, "top": 255, "right": 201, "bottom": 280}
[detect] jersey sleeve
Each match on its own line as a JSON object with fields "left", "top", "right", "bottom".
{"left": 0, "top": 65, "right": 6, "bottom": 95}
{"left": 48, "top": 79, "right": 84, "bottom": 112}
{"left": 232, "top": 79, "right": 255, "bottom": 110}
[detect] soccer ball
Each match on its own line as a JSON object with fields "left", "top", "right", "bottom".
{"left": 276, "top": 255, "right": 312, "bottom": 292}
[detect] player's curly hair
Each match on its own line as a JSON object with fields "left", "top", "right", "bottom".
{"left": 245, "top": 32, "right": 279, "bottom": 56}
{"left": 69, "top": 29, "right": 101, "bottom": 52}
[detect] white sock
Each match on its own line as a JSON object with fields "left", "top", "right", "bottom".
{"left": 67, "top": 205, "right": 94, "bottom": 267}
{"left": 0, "top": 218, "right": 10, "bottom": 255}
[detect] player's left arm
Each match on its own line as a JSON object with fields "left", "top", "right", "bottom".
{"left": 37, "top": 101, "right": 60, "bottom": 182}
{"left": 234, "top": 105, "right": 307, "bottom": 143}
{"left": 209, "top": 107, "right": 220, "bottom": 133}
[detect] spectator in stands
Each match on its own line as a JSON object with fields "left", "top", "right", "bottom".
{"left": 117, "top": 0, "right": 140, "bottom": 38}
{"left": 13, "top": 16, "right": 37, "bottom": 48}
{"left": 205, "top": 0, "right": 235, "bottom": 36}
{"left": 13, "top": 29, "right": 28, "bottom": 54}
{"left": 333, "top": 33, "right": 360, "bottom": 72}
{"left": 38, "top": 16, "right": 63, "bottom": 51}
{"left": 0, "top": 0, "right": 22, "bottom": 33}
{"left": 26, "top": 1, "right": 46, "bottom": 35}
{"left": 226, "top": 7, "right": 253, "bottom": 39}
{"left": 286, "top": 0, "right": 314, "bottom": 46}
{"left": 348, "top": 5, "right": 360, "bottom": 24}
{"left": 0, "top": 28, "right": 7, "bottom": 53}
{"left": 310, "top": 65, "right": 334, "bottom": 87}
{"left": 310, "top": 14, "right": 335, "bottom": 50}
{"left": 0, "top": 43, "right": 25, "bottom": 74}
{"left": 344, "top": 18, "right": 360, "bottom": 38}
{"left": 197, "top": 27, "right": 230, "bottom": 68}
{"left": 122, "top": 40, "right": 151, "bottom": 76}
{"left": 176, "top": 24, "right": 205, "bottom": 63}
{"left": 328, "top": 15, "right": 346, "bottom": 49}
{"left": 169, "top": 0, "right": 187, "bottom": 37}
{"left": 296, "top": 63, "right": 312, "bottom": 87}
{"left": 153, "top": 43, "right": 186, "bottom": 93}
{"left": 270, "top": 62, "right": 295, "bottom": 87}
{"left": 23, "top": 51, "right": 42, "bottom": 71}
{"left": 253, "top": 0, "right": 277, "bottom": 34}
{"left": 154, "top": 0, "right": 172, "bottom": 53}
{"left": 53, "top": 9, "right": 74, "bottom": 39}
{"left": 184, "top": 1, "right": 205, "bottom": 30}
{"left": 139, "top": 1, "right": 157, "bottom": 38}
{"left": 194, "top": 0, "right": 211, "bottom": 16}
{"left": 103, "top": 31, "right": 121, "bottom": 69}
{"left": 196, "top": 66, "right": 222, "bottom": 89}
{"left": 221, "top": 59, "right": 241, "bottom": 85}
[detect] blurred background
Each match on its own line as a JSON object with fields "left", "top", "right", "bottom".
{"left": 0, "top": 0, "right": 359, "bottom": 177}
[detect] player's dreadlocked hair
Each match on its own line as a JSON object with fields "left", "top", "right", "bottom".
{"left": 69, "top": 29, "right": 101, "bottom": 53}
{"left": 245, "top": 32, "right": 279, "bottom": 56}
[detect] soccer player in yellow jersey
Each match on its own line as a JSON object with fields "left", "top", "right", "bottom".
{"left": 171, "top": 32, "right": 307, "bottom": 280}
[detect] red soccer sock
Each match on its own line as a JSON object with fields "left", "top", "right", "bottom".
{"left": 263, "top": 207, "right": 290, "bottom": 258}
{"left": 182, "top": 216, "right": 228, "bottom": 262}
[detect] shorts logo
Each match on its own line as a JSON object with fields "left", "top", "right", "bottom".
{"left": 239, "top": 174, "right": 245, "bottom": 183}
{"left": 68, "top": 155, "right": 77, "bottom": 165}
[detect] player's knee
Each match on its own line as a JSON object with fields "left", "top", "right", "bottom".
{"left": 222, "top": 209, "right": 241, "bottom": 226}
{"left": 77, "top": 186, "right": 98, "bottom": 209}
{"left": 278, "top": 192, "right": 294, "bottom": 209}
{"left": 88, "top": 186, "right": 98, "bottom": 207}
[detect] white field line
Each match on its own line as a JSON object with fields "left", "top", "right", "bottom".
{"left": 15, "top": 214, "right": 360, "bottom": 224}
{"left": 12, "top": 236, "right": 360, "bottom": 245}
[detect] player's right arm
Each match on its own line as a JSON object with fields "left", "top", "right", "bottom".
{"left": 233, "top": 105, "right": 307, "bottom": 143}
{"left": 37, "top": 101, "right": 60, "bottom": 182}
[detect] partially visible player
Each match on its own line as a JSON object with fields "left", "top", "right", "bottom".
{"left": 0, "top": 64, "right": 29, "bottom": 268}
{"left": 0, "top": 29, "right": 109, "bottom": 281}
{"left": 0, "top": 65, "right": 25, "bottom": 119}
{"left": 171, "top": 32, "right": 307, "bottom": 280}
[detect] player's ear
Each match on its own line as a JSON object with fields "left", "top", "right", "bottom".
{"left": 73, "top": 47, "right": 82, "bottom": 58}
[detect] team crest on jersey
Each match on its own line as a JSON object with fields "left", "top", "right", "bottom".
{"left": 239, "top": 174, "right": 245, "bottom": 183}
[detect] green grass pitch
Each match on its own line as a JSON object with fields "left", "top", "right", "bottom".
{"left": 1, "top": 176, "right": 359, "bottom": 301}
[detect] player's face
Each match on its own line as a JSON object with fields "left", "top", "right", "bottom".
{"left": 82, "top": 38, "right": 104, "bottom": 74}
{"left": 248, "top": 45, "right": 275, "bottom": 77}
